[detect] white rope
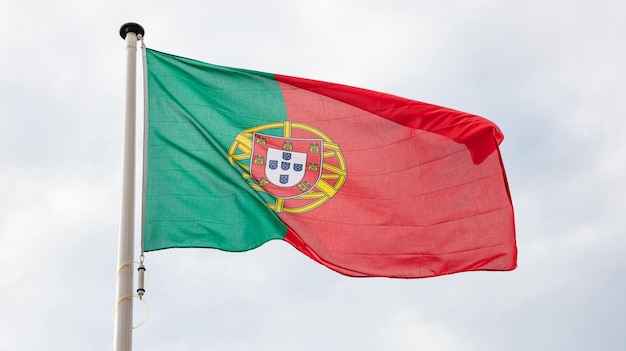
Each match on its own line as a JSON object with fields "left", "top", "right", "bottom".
{"left": 112, "top": 294, "right": 149, "bottom": 329}
{"left": 113, "top": 260, "right": 138, "bottom": 285}
{"left": 114, "top": 261, "right": 150, "bottom": 289}
{"left": 113, "top": 260, "right": 150, "bottom": 328}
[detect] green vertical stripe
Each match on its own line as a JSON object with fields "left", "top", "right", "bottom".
{"left": 144, "top": 49, "right": 288, "bottom": 251}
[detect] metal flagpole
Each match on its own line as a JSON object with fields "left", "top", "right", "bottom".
{"left": 115, "top": 22, "right": 144, "bottom": 351}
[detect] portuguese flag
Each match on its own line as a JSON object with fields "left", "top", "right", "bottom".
{"left": 143, "top": 48, "right": 517, "bottom": 278}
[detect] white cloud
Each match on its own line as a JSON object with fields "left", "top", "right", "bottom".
{"left": 375, "top": 311, "right": 464, "bottom": 350}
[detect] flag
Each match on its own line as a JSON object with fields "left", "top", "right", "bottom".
{"left": 143, "top": 48, "right": 516, "bottom": 278}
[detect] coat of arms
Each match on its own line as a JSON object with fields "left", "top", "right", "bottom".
{"left": 228, "top": 121, "right": 347, "bottom": 214}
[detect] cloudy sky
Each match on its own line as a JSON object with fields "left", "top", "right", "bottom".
{"left": 1, "top": 0, "right": 625, "bottom": 350}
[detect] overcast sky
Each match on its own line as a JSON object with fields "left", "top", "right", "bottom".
{"left": 1, "top": 0, "right": 625, "bottom": 350}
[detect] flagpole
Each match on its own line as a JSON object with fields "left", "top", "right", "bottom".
{"left": 115, "top": 22, "right": 144, "bottom": 351}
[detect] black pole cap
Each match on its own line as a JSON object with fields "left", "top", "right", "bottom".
{"left": 119, "top": 22, "right": 145, "bottom": 39}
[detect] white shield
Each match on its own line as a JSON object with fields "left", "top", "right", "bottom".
{"left": 265, "top": 147, "right": 307, "bottom": 187}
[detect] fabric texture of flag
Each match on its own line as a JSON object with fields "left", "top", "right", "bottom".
{"left": 143, "top": 48, "right": 517, "bottom": 278}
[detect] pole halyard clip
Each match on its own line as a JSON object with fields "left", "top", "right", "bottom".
{"left": 137, "top": 254, "right": 146, "bottom": 299}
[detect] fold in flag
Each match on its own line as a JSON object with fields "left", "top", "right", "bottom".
{"left": 143, "top": 48, "right": 517, "bottom": 278}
